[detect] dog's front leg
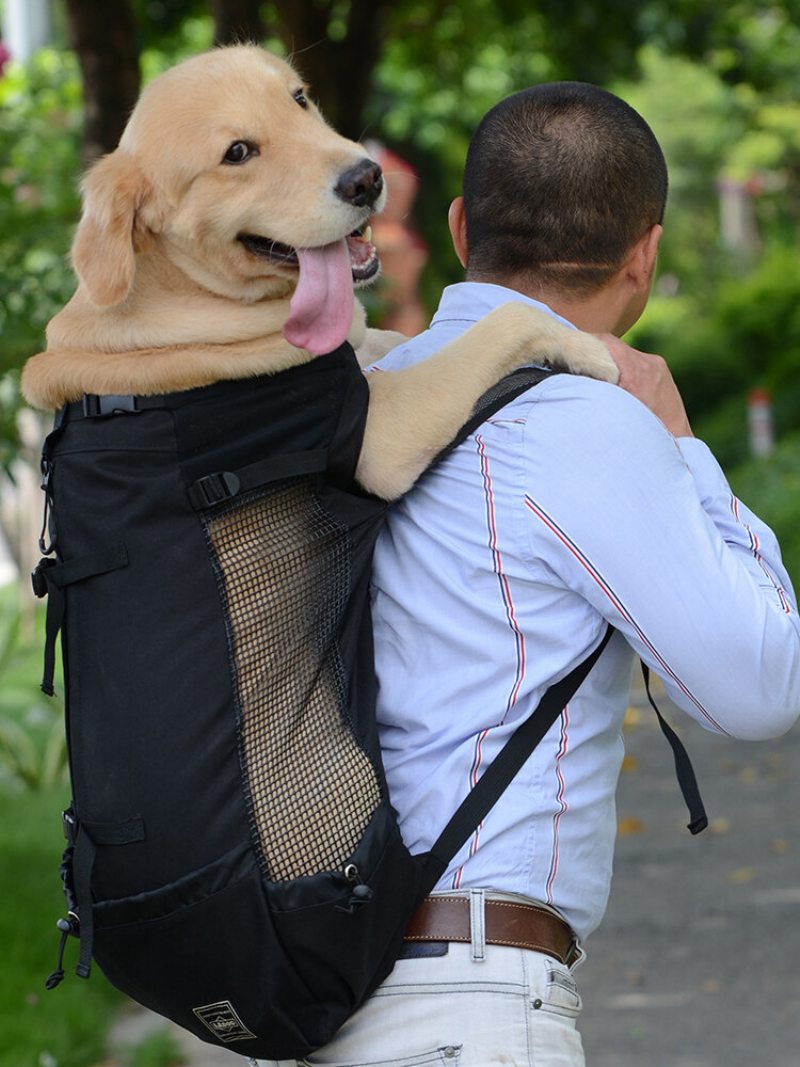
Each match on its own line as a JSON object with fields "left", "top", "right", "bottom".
{"left": 356, "top": 301, "right": 617, "bottom": 500}
{"left": 354, "top": 327, "right": 410, "bottom": 368}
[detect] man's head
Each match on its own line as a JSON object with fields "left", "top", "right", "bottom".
{"left": 450, "top": 82, "right": 667, "bottom": 330}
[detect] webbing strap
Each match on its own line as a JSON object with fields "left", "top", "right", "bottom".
{"left": 187, "top": 450, "right": 328, "bottom": 510}
{"left": 31, "top": 544, "right": 129, "bottom": 696}
{"left": 430, "top": 365, "right": 555, "bottom": 471}
{"left": 81, "top": 815, "right": 146, "bottom": 846}
{"left": 641, "top": 664, "right": 709, "bottom": 835}
{"left": 326, "top": 360, "right": 370, "bottom": 490}
{"left": 72, "top": 827, "right": 95, "bottom": 978}
{"left": 421, "top": 625, "right": 614, "bottom": 889}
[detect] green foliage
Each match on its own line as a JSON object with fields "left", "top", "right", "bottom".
{"left": 132, "top": 0, "right": 209, "bottom": 51}
{"left": 0, "top": 587, "right": 68, "bottom": 792}
{"left": 614, "top": 48, "right": 747, "bottom": 289}
{"left": 0, "top": 50, "right": 82, "bottom": 465}
{"left": 0, "top": 50, "right": 82, "bottom": 373}
{"left": 127, "top": 1028, "right": 188, "bottom": 1067}
{"left": 729, "top": 431, "right": 800, "bottom": 584}
{"left": 630, "top": 245, "right": 800, "bottom": 466}
{"left": 369, "top": 3, "right": 558, "bottom": 303}
{"left": 0, "top": 785, "right": 123, "bottom": 1067}
{"left": 139, "top": 14, "right": 215, "bottom": 81}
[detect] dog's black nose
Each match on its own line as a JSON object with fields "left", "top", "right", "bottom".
{"left": 335, "top": 159, "right": 384, "bottom": 208}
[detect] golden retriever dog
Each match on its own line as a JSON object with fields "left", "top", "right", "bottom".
{"left": 21, "top": 45, "right": 617, "bottom": 499}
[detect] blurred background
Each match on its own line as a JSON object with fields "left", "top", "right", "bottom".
{"left": 1, "top": 2, "right": 799, "bottom": 1066}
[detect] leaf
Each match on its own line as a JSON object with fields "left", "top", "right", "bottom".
{"left": 709, "top": 817, "right": 732, "bottom": 835}
{"left": 618, "top": 816, "right": 646, "bottom": 836}
{"left": 728, "top": 867, "right": 757, "bottom": 885}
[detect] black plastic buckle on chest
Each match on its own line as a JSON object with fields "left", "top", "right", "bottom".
{"left": 82, "top": 394, "right": 140, "bottom": 417}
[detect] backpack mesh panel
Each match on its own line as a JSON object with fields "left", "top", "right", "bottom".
{"left": 203, "top": 479, "right": 381, "bottom": 882}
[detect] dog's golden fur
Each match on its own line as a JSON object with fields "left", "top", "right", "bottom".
{"left": 21, "top": 45, "right": 617, "bottom": 500}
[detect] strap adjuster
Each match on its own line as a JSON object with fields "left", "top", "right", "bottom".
{"left": 31, "top": 557, "right": 57, "bottom": 598}
{"left": 187, "top": 471, "right": 241, "bottom": 509}
{"left": 82, "top": 394, "right": 140, "bottom": 417}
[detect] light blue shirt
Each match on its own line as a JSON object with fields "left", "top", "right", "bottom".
{"left": 370, "top": 281, "right": 800, "bottom": 942}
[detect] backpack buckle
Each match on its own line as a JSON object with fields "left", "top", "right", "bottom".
{"left": 82, "top": 395, "right": 140, "bottom": 417}
{"left": 31, "top": 557, "right": 57, "bottom": 598}
{"left": 188, "top": 471, "right": 241, "bottom": 509}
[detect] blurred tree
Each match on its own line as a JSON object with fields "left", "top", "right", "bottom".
{"left": 211, "top": 0, "right": 265, "bottom": 45}
{"left": 269, "top": 0, "right": 396, "bottom": 139}
{"left": 64, "top": 0, "right": 140, "bottom": 160}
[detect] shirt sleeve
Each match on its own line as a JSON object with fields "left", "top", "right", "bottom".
{"left": 521, "top": 378, "right": 800, "bottom": 740}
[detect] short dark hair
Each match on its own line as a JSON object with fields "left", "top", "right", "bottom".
{"left": 463, "top": 82, "right": 668, "bottom": 294}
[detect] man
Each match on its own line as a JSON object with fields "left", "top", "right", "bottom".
{"left": 262, "top": 83, "right": 800, "bottom": 1066}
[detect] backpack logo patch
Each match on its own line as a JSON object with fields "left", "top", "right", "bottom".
{"left": 192, "top": 1000, "right": 256, "bottom": 1043}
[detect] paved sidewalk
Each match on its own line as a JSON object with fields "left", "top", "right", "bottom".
{"left": 109, "top": 674, "right": 800, "bottom": 1067}
{"left": 577, "top": 674, "right": 800, "bottom": 1066}
{"left": 108, "top": 1005, "right": 240, "bottom": 1066}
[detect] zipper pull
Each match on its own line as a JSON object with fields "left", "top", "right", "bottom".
{"left": 45, "top": 915, "right": 78, "bottom": 990}
{"left": 336, "top": 864, "right": 374, "bottom": 913}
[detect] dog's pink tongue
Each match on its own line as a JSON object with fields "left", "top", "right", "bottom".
{"left": 284, "top": 239, "right": 354, "bottom": 355}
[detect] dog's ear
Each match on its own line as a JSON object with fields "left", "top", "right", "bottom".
{"left": 71, "top": 151, "right": 151, "bottom": 307}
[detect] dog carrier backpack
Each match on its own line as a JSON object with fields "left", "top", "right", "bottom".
{"left": 32, "top": 347, "right": 702, "bottom": 1060}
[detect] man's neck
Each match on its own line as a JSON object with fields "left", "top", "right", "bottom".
{"left": 464, "top": 273, "right": 633, "bottom": 337}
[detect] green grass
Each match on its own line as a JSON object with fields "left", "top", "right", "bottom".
{"left": 0, "top": 585, "right": 185, "bottom": 1067}
{"left": 728, "top": 431, "right": 800, "bottom": 584}
{"left": 0, "top": 581, "right": 69, "bottom": 791}
{"left": 0, "top": 786, "right": 124, "bottom": 1067}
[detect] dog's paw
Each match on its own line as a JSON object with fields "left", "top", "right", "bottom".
{"left": 547, "top": 329, "right": 620, "bottom": 384}
{"left": 479, "top": 302, "right": 619, "bottom": 384}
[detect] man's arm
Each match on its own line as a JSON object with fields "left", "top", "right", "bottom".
{"left": 523, "top": 372, "right": 800, "bottom": 740}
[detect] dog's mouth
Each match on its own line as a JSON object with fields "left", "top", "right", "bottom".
{"left": 237, "top": 226, "right": 380, "bottom": 283}
{"left": 237, "top": 225, "right": 380, "bottom": 356}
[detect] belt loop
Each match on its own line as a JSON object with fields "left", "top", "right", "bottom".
{"left": 469, "top": 888, "right": 486, "bottom": 962}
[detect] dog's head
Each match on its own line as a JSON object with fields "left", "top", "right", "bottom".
{"left": 71, "top": 46, "right": 385, "bottom": 354}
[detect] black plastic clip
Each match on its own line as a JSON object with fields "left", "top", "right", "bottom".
{"left": 82, "top": 394, "right": 140, "bottom": 417}
{"left": 187, "top": 471, "right": 241, "bottom": 509}
{"left": 38, "top": 458, "right": 56, "bottom": 555}
{"left": 31, "top": 558, "right": 57, "bottom": 599}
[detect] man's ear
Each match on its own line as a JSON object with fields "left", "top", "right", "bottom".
{"left": 71, "top": 151, "right": 151, "bottom": 307}
{"left": 628, "top": 223, "right": 662, "bottom": 293}
{"left": 447, "top": 196, "right": 468, "bottom": 268}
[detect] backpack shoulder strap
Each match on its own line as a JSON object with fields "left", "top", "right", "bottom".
{"left": 420, "top": 624, "right": 613, "bottom": 889}
{"left": 429, "top": 365, "right": 557, "bottom": 471}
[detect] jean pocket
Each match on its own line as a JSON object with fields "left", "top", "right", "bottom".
{"left": 301, "top": 1044, "right": 463, "bottom": 1067}
{"left": 536, "top": 961, "right": 582, "bottom": 1019}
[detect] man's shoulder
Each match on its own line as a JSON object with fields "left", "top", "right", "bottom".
{"left": 510, "top": 369, "right": 639, "bottom": 416}
{"left": 366, "top": 327, "right": 453, "bottom": 374}
{"left": 508, "top": 371, "right": 679, "bottom": 458}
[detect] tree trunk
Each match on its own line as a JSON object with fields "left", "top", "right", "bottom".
{"left": 64, "top": 0, "right": 141, "bottom": 163}
{"left": 272, "top": 0, "right": 387, "bottom": 140}
{"left": 211, "top": 0, "right": 266, "bottom": 46}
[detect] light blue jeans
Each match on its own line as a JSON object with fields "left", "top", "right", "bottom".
{"left": 252, "top": 904, "right": 585, "bottom": 1067}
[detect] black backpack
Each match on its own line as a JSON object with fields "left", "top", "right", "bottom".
{"left": 32, "top": 345, "right": 702, "bottom": 1060}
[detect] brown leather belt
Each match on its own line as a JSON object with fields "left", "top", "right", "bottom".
{"left": 404, "top": 895, "right": 578, "bottom": 966}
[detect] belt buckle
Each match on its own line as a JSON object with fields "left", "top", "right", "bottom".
{"left": 564, "top": 934, "right": 580, "bottom": 968}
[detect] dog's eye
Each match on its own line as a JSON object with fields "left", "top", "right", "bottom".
{"left": 293, "top": 88, "right": 309, "bottom": 110}
{"left": 222, "top": 141, "right": 257, "bottom": 165}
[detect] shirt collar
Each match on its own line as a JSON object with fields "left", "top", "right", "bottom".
{"left": 430, "top": 281, "right": 578, "bottom": 332}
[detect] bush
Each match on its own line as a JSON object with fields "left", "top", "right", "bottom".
{"left": 728, "top": 430, "right": 800, "bottom": 587}
{"left": 0, "top": 50, "right": 83, "bottom": 469}
{"left": 629, "top": 245, "right": 800, "bottom": 467}
{"left": 0, "top": 587, "right": 68, "bottom": 792}
{"left": 0, "top": 50, "right": 82, "bottom": 375}
{"left": 0, "top": 786, "right": 123, "bottom": 1067}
